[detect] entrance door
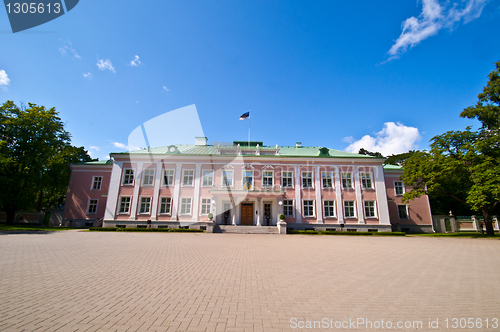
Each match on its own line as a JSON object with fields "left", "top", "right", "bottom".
{"left": 222, "top": 202, "right": 232, "bottom": 225}
{"left": 264, "top": 203, "right": 272, "bottom": 226}
{"left": 240, "top": 203, "right": 254, "bottom": 225}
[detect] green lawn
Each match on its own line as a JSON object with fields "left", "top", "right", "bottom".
{"left": 0, "top": 224, "right": 84, "bottom": 231}
{"left": 411, "top": 232, "right": 500, "bottom": 238}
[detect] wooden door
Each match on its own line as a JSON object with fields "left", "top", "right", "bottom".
{"left": 240, "top": 203, "right": 253, "bottom": 225}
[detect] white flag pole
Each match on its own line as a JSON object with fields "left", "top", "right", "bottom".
{"left": 248, "top": 110, "right": 251, "bottom": 148}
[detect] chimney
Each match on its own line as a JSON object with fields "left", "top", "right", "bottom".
{"left": 195, "top": 137, "right": 208, "bottom": 146}
{"left": 296, "top": 142, "right": 302, "bottom": 148}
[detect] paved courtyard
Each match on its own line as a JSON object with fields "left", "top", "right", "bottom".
{"left": 1, "top": 231, "right": 500, "bottom": 331}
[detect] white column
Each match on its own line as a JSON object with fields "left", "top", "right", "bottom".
{"left": 315, "top": 166, "right": 323, "bottom": 224}
{"left": 277, "top": 197, "right": 284, "bottom": 226}
{"left": 104, "top": 161, "right": 123, "bottom": 220}
{"left": 334, "top": 166, "right": 344, "bottom": 224}
{"left": 150, "top": 163, "right": 162, "bottom": 221}
{"left": 374, "top": 165, "right": 390, "bottom": 225}
{"left": 129, "top": 163, "right": 143, "bottom": 220}
{"left": 192, "top": 164, "right": 202, "bottom": 221}
{"left": 171, "top": 163, "right": 183, "bottom": 221}
{"left": 354, "top": 166, "right": 365, "bottom": 224}
{"left": 257, "top": 197, "right": 262, "bottom": 226}
{"left": 294, "top": 166, "right": 302, "bottom": 223}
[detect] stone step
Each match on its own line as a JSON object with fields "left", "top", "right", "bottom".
{"left": 217, "top": 225, "right": 279, "bottom": 234}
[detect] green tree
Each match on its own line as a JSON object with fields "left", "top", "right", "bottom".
{"left": 0, "top": 101, "right": 93, "bottom": 224}
{"left": 358, "top": 148, "right": 384, "bottom": 157}
{"left": 402, "top": 61, "right": 500, "bottom": 235}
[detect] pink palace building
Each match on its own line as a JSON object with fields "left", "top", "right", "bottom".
{"left": 63, "top": 138, "right": 434, "bottom": 233}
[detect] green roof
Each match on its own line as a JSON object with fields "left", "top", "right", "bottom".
{"left": 383, "top": 164, "right": 403, "bottom": 170}
{"left": 74, "top": 160, "right": 113, "bottom": 165}
{"left": 113, "top": 144, "right": 383, "bottom": 159}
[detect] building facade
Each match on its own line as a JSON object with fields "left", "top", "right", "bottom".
{"left": 63, "top": 139, "right": 434, "bottom": 233}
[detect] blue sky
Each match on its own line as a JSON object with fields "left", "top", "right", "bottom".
{"left": 1, "top": 0, "right": 499, "bottom": 160}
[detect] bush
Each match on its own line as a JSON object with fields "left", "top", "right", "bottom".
{"left": 374, "top": 232, "right": 406, "bottom": 236}
{"left": 89, "top": 227, "right": 118, "bottom": 231}
{"left": 288, "top": 230, "right": 406, "bottom": 236}
{"left": 89, "top": 227, "right": 205, "bottom": 233}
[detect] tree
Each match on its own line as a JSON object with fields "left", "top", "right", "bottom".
{"left": 358, "top": 148, "right": 383, "bottom": 157}
{"left": 402, "top": 61, "right": 500, "bottom": 235}
{"left": 385, "top": 150, "right": 415, "bottom": 166}
{"left": 0, "top": 101, "right": 93, "bottom": 224}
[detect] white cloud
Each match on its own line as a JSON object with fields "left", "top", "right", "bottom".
{"left": 87, "top": 146, "right": 100, "bottom": 157}
{"left": 89, "top": 146, "right": 100, "bottom": 151}
{"left": 163, "top": 86, "right": 169, "bottom": 92}
{"left": 112, "top": 142, "right": 140, "bottom": 151}
{"left": 344, "top": 122, "right": 421, "bottom": 156}
{"left": 388, "top": 0, "right": 488, "bottom": 59}
{"left": 96, "top": 59, "right": 116, "bottom": 73}
{"left": 0, "top": 70, "right": 10, "bottom": 88}
{"left": 130, "top": 55, "right": 141, "bottom": 66}
{"left": 59, "top": 40, "right": 81, "bottom": 59}
{"left": 83, "top": 72, "right": 93, "bottom": 80}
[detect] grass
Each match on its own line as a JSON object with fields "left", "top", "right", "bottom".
{"left": 411, "top": 232, "right": 500, "bottom": 238}
{"left": 88, "top": 227, "right": 205, "bottom": 233}
{"left": 288, "top": 230, "right": 406, "bottom": 236}
{"left": 0, "top": 224, "right": 83, "bottom": 231}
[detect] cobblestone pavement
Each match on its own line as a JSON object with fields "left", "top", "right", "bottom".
{"left": 1, "top": 231, "right": 500, "bottom": 331}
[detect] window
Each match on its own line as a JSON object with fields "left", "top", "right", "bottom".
{"left": 395, "top": 182, "right": 405, "bottom": 195}
{"left": 322, "top": 172, "right": 333, "bottom": 188}
{"left": 142, "top": 169, "right": 155, "bottom": 186}
{"left": 263, "top": 171, "right": 273, "bottom": 187}
{"left": 344, "top": 201, "right": 355, "bottom": 218}
{"left": 243, "top": 170, "right": 253, "bottom": 190}
{"left": 182, "top": 170, "right": 194, "bottom": 186}
{"left": 123, "top": 169, "right": 134, "bottom": 185}
{"left": 302, "top": 172, "right": 313, "bottom": 188}
{"left": 163, "top": 170, "right": 174, "bottom": 186}
{"left": 324, "top": 200, "right": 335, "bottom": 217}
{"left": 361, "top": 173, "right": 372, "bottom": 189}
{"left": 202, "top": 170, "right": 214, "bottom": 186}
{"left": 283, "top": 200, "right": 294, "bottom": 216}
{"left": 119, "top": 197, "right": 131, "bottom": 213}
{"left": 87, "top": 199, "right": 98, "bottom": 214}
{"left": 200, "top": 198, "right": 211, "bottom": 214}
{"left": 303, "top": 200, "right": 314, "bottom": 217}
{"left": 364, "top": 201, "right": 376, "bottom": 218}
{"left": 342, "top": 172, "right": 352, "bottom": 189}
{"left": 222, "top": 170, "right": 233, "bottom": 187}
{"left": 398, "top": 205, "right": 409, "bottom": 219}
{"left": 282, "top": 171, "right": 293, "bottom": 188}
{"left": 159, "top": 197, "right": 171, "bottom": 214}
{"left": 180, "top": 198, "right": 192, "bottom": 214}
{"left": 91, "top": 176, "right": 102, "bottom": 190}
{"left": 140, "top": 197, "right": 151, "bottom": 214}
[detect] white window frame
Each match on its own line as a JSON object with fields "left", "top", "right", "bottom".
{"left": 139, "top": 196, "right": 152, "bottom": 214}
{"left": 364, "top": 200, "right": 377, "bottom": 218}
{"left": 283, "top": 199, "right": 294, "bottom": 217}
{"left": 343, "top": 200, "right": 356, "bottom": 218}
{"left": 341, "top": 172, "right": 353, "bottom": 189}
{"left": 202, "top": 170, "right": 214, "bottom": 187}
{"left": 163, "top": 169, "right": 174, "bottom": 186}
{"left": 361, "top": 172, "right": 373, "bottom": 189}
{"left": 182, "top": 169, "right": 194, "bottom": 187}
{"left": 302, "top": 172, "right": 313, "bottom": 189}
{"left": 303, "top": 199, "right": 315, "bottom": 217}
{"left": 398, "top": 204, "right": 409, "bottom": 219}
{"left": 180, "top": 197, "right": 193, "bottom": 215}
{"left": 321, "top": 172, "right": 333, "bottom": 189}
{"left": 118, "top": 196, "right": 132, "bottom": 214}
{"left": 323, "top": 200, "right": 336, "bottom": 218}
{"left": 281, "top": 171, "right": 294, "bottom": 188}
{"left": 242, "top": 170, "right": 254, "bottom": 190}
{"left": 159, "top": 197, "right": 172, "bottom": 215}
{"left": 142, "top": 169, "right": 155, "bottom": 186}
{"left": 122, "top": 169, "right": 135, "bottom": 185}
{"left": 200, "top": 198, "right": 211, "bottom": 215}
{"left": 262, "top": 170, "right": 274, "bottom": 187}
{"left": 394, "top": 181, "right": 405, "bottom": 196}
{"left": 222, "top": 170, "right": 234, "bottom": 187}
{"left": 91, "top": 176, "right": 102, "bottom": 191}
{"left": 87, "top": 199, "right": 98, "bottom": 214}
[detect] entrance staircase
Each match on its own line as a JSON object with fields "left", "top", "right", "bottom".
{"left": 216, "top": 225, "right": 279, "bottom": 234}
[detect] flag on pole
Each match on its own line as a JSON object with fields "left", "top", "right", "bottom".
{"left": 239, "top": 111, "right": 250, "bottom": 120}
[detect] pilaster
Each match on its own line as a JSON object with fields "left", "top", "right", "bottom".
{"left": 171, "top": 163, "right": 183, "bottom": 220}
{"left": 354, "top": 166, "right": 365, "bottom": 224}
{"left": 192, "top": 164, "right": 202, "bottom": 221}
{"left": 294, "top": 166, "right": 302, "bottom": 223}
{"left": 315, "top": 166, "right": 323, "bottom": 223}
{"left": 374, "top": 165, "right": 390, "bottom": 225}
{"left": 104, "top": 161, "right": 123, "bottom": 220}
{"left": 334, "top": 166, "right": 344, "bottom": 224}
{"left": 150, "top": 162, "right": 162, "bottom": 221}
{"left": 129, "top": 163, "right": 143, "bottom": 220}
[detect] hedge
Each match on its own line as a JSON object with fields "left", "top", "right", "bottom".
{"left": 88, "top": 227, "right": 204, "bottom": 233}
